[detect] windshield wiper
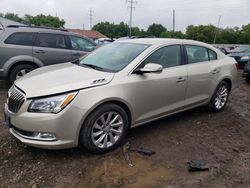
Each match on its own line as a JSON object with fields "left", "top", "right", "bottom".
{"left": 81, "top": 63, "right": 106, "bottom": 71}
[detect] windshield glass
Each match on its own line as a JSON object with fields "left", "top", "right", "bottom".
{"left": 233, "top": 46, "right": 250, "bottom": 52}
{"left": 79, "top": 42, "right": 149, "bottom": 72}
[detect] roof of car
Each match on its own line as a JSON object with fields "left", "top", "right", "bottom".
{"left": 118, "top": 38, "right": 210, "bottom": 47}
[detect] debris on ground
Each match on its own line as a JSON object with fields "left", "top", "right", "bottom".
{"left": 129, "top": 146, "right": 156, "bottom": 156}
{"left": 123, "top": 142, "right": 156, "bottom": 166}
{"left": 123, "top": 142, "right": 133, "bottom": 167}
{"left": 187, "top": 160, "right": 209, "bottom": 172}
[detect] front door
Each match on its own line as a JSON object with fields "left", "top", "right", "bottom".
{"left": 68, "top": 35, "right": 96, "bottom": 60}
{"left": 130, "top": 45, "right": 188, "bottom": 124}
{"left": 33, "top": 33, "right": 72, "bottom": 66}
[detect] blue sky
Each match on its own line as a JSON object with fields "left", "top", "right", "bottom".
{"left": 0, "top": 0, "right": 249, "bottom": 31}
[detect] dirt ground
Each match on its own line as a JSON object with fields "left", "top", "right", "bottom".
{"left": 0, "top": 73, "right": 250, "bottom": 188}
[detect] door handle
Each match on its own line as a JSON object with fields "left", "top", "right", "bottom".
{"left": 212, "top": 69, "right": 220, "bottom": 74}
{"left": 176, "top": 77, "right": 186, "bottom": 83}
{"left": 35, "top": 50, "right": 45, "bottom": 54}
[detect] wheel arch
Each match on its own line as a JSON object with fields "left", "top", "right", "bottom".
{"left": 220, "top": 77, "right": 232, "bottom": 92}
{"left": 8, "top": 61, "right": 39, "bottom": 75}
{"left": 76, "top": 98, "right": 133, "bottom": 145}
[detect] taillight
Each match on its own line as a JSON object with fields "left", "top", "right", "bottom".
{"left": 235, "top": 63, "right": 240, "bottom": 70}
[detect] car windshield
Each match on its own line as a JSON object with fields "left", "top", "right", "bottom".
{"left": 79, "top": 42, "right": 149, "bottom": 72}
{"left": 233, "top": 46, "right": 250, "bottom": 52}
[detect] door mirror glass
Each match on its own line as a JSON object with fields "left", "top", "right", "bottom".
{"left": 135, "top": 63, "right": 163, "bottom": 74}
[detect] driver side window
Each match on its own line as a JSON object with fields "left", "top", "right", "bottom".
{"left": 143, "top": 45, "right": 182, "bottom": 68}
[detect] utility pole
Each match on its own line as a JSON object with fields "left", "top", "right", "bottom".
{"left": 88, "top": 8, "right": 94, "bottom": 30}
{"left": 213, "top": 15, "right": 222, "bottom": 44}
{"left": 127, "top": 0, "right": 137, "bottom": 37}
{"left": 173, "top": 9, "right": 175, "bottom": 33}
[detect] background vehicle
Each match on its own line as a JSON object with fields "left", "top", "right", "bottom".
{"left": 243, "top": 62, "right": 250, "bottom": 83}
{"left": 5, "top": 39, "right": 238, "bottom": 153}
{"left": 94, "top": 38, "right": 114, "bottom": 46}
{"left": 0, "top": 25, "right": 97, "bottom": 83}
{"left": 228, "top": 45, "right": 250, "bottom": 69}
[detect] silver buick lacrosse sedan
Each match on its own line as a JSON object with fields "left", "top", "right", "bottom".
{"left": 4, "top": 38, "right": 238, "bottom": 153}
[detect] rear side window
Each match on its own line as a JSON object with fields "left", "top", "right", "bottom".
{"left": 37, "top": 33, "right": 66, "bottom": 49}
{"left": 4, "top": 32, "right": 36, "bottom": 46}
{"left": 185, "top": 45, "right": 209, "bottom": 64}
{"left": 208, "top": 49, "right": 217, "bottom": 60}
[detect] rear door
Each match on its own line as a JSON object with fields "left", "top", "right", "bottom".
{"left": 68, "top": 35, "right": 96, "bottom": 60}
{"left": 184, "top": 45, "right": 220, "bottom": 107}
{"left": 0, "top": 32, "right": 36, "bottom": 70}
{"left": 33, "top": 33, "right": 72, "bottom": 66}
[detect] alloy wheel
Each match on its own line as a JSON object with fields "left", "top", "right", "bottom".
{"left": 214, "top": 85, "right": 228, "bottom": 110}
{"left": 91, "top": 111, "right": 124, "bottom": 149}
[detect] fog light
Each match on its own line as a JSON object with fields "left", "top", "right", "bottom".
{"left": 32, "top": 132, "right": 57, "bottom": 141}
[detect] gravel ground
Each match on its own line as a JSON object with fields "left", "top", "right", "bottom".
{"left": 0, "top": 74, "right": 250, "bottom": 188}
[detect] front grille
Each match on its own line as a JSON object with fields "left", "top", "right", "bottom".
{"left": 7, "top": 86, "right": 25, "bottom": 113}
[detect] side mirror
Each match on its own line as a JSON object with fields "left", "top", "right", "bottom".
{"left": 134, "top": 63, "right": 163, "bottom": 74}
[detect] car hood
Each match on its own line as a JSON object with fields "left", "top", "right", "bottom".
{"left": 14, "top": 63, "right": 115, "bottom": 98}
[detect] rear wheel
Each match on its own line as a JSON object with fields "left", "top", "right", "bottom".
{"left": 9, "top": 64, "right": 35, "bottom": 83}
{"left": 207, "top": 81, "right": 230, "bottom": 112}
{"left": 80, "top": 103, "right": 129, "bottom": 153}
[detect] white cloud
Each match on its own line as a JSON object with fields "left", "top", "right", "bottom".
{"left": 0, "top": 0, "right": 249, "bottom": 31}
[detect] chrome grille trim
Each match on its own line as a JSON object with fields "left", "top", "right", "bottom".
{"left": 7, "top": 86, "right": 26, "bottom": 113}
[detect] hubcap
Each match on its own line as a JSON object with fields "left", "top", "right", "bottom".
{"left": 16, "top": 69, "right": 31, "bottom": 80}
{"left": 91, "top": 112, "right": 124, "bottom": 149}
{"left": 214, "top": 85, "right": 228, "bottom": 110}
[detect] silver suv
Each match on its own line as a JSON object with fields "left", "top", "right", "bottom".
{"left": 4, "top": 39, "right": 238, "bottom": 153}
{"left": 0, "top": 25, "right": 96, "bottom": 83}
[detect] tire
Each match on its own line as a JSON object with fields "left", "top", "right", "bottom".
{"left": 80, "top": 103, "right": 130, "bottom": 154}
{"left": 9, "top": 64, "right": 36, "bottom": 83}
{"left": 207, "top": 81, "right": 230, "bottom": 112}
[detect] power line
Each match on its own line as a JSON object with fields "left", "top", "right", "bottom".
{"left": 88, "top": 8, "right": 94, "bottom": 30}
{"left": 213, "top": 15, "right": 222, "bottom": 44}
{"left": 127, "top": 0, "right": 137, "bottom": 37}
{"left": 173, "top": 9, "right": 175, "bottom": 33}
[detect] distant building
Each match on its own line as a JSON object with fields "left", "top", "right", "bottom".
{"left": 68, "top": 29, "right": 108, "bottom": 40}
{"left": 0, "top": 17, "right": 25, "bottom": 27}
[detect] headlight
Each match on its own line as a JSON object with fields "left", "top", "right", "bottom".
{"left": 28, "top": 92, "right": 78, "bottom": 113}
{"left": 240, "top": 56, "right": 250, "bottom": 61}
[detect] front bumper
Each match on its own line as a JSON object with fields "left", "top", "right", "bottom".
{"left": 4, "top": 100, "right": 85, "bottom": 150}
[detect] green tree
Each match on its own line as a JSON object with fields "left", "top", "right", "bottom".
{"left": 93, "top": 22, "right": 145, "bottom": 38}
{"left": 237, "top": 24, "right": 250, "bottom": 44}
{"left": 23, "top": 14, "right": 65, "bottom": 28}
{"left": 160, "top": 31, "right": 186, "bottom": 39}
{"left": 186, "top": 24, "right": 216, "bottom": 43}
{"left": 147, "top": 23, "right": 166, "bottom": 37}
{"left": 216, "top": 28, "right": 237, "bottom": 44}
{"left": 2, "top": 12, "right": 23, "bottom": 22}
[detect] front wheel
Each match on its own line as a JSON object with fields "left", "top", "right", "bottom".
{"left": 207, "top": 81, "right": 230, "bottom": 112}
{"left": 80, "top": 103, "right": 129, "bottom": 153}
